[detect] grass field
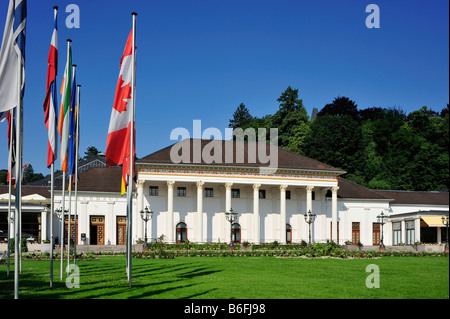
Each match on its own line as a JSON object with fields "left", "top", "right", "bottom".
{"left": 0, "top": 256, "right": 448, "bottom": 299}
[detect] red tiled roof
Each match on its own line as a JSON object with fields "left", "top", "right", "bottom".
{"left": 373, "top": 190, "right": 449, "bottom": 205}
{"left": 137, "top": 139, "right": 345, "bottom": 173}
{"left": 336, "top": 178, "right": 390, "bottom": 200}
{"left": 0, "top": 185, "right": 50, "bottom": 198}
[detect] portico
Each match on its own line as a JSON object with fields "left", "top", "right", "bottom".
{"left": 135, "top": 139, "right": 344, "bottom": 244}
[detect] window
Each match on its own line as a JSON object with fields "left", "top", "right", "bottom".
{"left": 392, "top": 222, "right": 402, "bottom": 245}
{"left": 312, "top": 191, "right": 316, "bottom": 200}
{"left": 286, "top": 224, "right": 292, "bottom": 244}
{"left": 177, "top": 187, "right": 186, "bottom": 197}
{"left": 259, "top": 189, "right": 266, "bottom": 199}
{"left": 405, "top": 220, "right": 415, "bottom": 245}
{"left": 149, "top": 186, "right": 159, "bottom": 196}
{"left": 231, "top": 223, "right": 241, "bottom": 244}
{"left": 205, "top": 188, "right": 214, "bottom": 198}
{"left": 286, "top": 190, "right": 291, "bottom": 200}
{"left": 231, "top": 189, "right": 240, "bottom": 198}
{"left": 176, "top": 222, "right": 187, "bottom": 243}
{"left": 352, "top": 222, "right": 360, "bottom": 245}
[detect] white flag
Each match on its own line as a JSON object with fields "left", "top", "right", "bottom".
{"left": 0, "top": 0, "right": 27, "bottom": 113}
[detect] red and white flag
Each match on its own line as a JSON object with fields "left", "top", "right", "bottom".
{"left": 105, "top": 30, "right": 136, "bottom": 195}
{"left": 43, "top": 8, "right": 58, "bottom": 168}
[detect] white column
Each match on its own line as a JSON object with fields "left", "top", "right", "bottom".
{"left": 225, "top": 182, "right": 233, "bottom": 244}
{"left": 280, "top": 185, "right": 287, "bottom": 244}
{"left": 196, "top": 181, "right": 205, "bottom": 243}
{"left": 253, "top": 183, "right": 261, "bottom": 244}
{"left": 80, "top": 200, "right": 88, "bottom": 245}
{"left": 415, "top": 217, "right": 421, "bottom": 243}
{"left": 401, "top": 219, "right": 406, "bottom": 244}
{"left": 107, "top": 201, "right": 115, "bottom": 245}
{"left": 136, "top": 180, "right": 144, "bottom": 241}
{"left": 306, "top": 186, "right": 314, "bottom": 214}
{"left": 167, "top": 181, "right": 175, "bottom": 244}
{"left": 331, "top": 186, "right": 339, "bottom": 243}
{"left": 41, "top": 211, "right": 48, "bottom": 242}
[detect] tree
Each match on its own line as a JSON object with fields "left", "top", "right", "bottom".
{"left": 317, "top": 96, "right": 359, "bottom": 121}
{"left": 0, "top": 170, "right": 7, "bottom": 185}
{"left": 22, "top": 164, "right": 44, "bottom": 185}
{"left": 270, "top": 87, "right": 310, "bottom": 150}
{"left": 229, "top": 103, "right": 253, "bottom": 129}
{"left": 304, "top": 114, "right": 362, "bottom": 174}
{"left": 84, "top": 146, "right": 101, "bottom": 160}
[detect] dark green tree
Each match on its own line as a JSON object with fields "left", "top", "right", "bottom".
{"left": 84, "top": 146, "right": 101, "bottom": 160}
{"left": 270, "top": 87, "right": 310, "bottom": 151}
{"left": 22, "top": 164, "right": 44, "bottom": 185}
{"left": 229, "top": 103, "right": 254, "bottom": 129}
{"left": 0, "top": 170, "right": 7, "bottom": 185}
{"left": 317, "top": 96, "right": 359, "bottom": 121}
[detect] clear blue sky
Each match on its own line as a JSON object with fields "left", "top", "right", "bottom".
{"left": 0, "top": 0, "right": 449, "bottom": 176}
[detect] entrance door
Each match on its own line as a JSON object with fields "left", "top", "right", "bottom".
{"left": 64, "top": 216, "right": 79, "bottom": 245}
{"left": 232, "top": 223, "right": 241, "bottom": 244}
{"left": 116, "top": 216, "right": 127, "bottom": 245}
{"left": 90, "top": 216, "right": 105, "bottom": 245}
{"left": 372, "top": 223, "right": 381, "bottom": 246}
{"left": 352, "top": 222, "right": 360, "bottom": 245}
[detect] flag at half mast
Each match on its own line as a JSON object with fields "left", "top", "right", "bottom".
{"left": 106, "top": 30, "right": 136, "bottom": 195}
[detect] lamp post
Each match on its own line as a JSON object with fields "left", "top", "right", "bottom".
{"left": 442, "top": 214, "right": 449, "bottom": 253}
{"left": 139, "top": 206, "right": 153, "bottom": 250}
{"left": 304, "top": 210, "right": 316, "bottom": 245}
{"left": 377, "top": 211, "right": 389, "bottom": 252}
{"left": 225, "top": 208, "right": 239, "bottom": 251}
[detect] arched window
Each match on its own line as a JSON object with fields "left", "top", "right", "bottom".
{"left": 176, "top": 222, "right": 187, "bottom": 243}
{"left": 286, "top": 224, "right": 292, "bottom": 244}
{"left": 231, "top": 223, "right": 241, "bottom": 244}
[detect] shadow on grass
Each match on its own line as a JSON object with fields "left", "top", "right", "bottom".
{"left": 0, "top": 258, "right": 223, "bottom": 299}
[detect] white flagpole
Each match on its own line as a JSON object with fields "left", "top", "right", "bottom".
{"left": 60, "top": 171, "right": 65, "bottom": 281}
{"left": 50, "top": 162, "right": 54, "bottom": 287}
{"left": 49, "top": 5, "right": 58, "bottom": 288}
{"left": 7, "top": 109, "right": 14, "bottom": 278}
{"left": 74, "top": 84, "right": 81, "bottom": 266}
{"left": 67, "top": 174, "right": 72, "bottom": 272}
{"left": 14, "top": 53, "right": 24, "bottom": 300}
{"left": 127, "top": 12, "right": 137, "bottom": 287}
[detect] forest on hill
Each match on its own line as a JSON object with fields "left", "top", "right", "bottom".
{"left": 229, "top": 86, "right": 449, "bottom": 192}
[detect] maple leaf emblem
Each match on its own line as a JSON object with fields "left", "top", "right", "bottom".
{"left": 113, "top": 74, "right": 132, "bottom": 113}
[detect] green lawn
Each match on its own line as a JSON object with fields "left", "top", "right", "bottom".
{"left": 0, "top": 256, "right": 448, "bottom": 299}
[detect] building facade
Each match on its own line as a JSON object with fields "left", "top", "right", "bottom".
{"left": 0, "top": 139, "right": 448, "bottom": 248}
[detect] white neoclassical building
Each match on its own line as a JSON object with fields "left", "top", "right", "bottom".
{"left": 0, "top": 139, "right": 448, "bottom": 248}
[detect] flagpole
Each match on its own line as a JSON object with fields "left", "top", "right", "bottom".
{"left": 7, "top": 109, "right": 14, "bottom": 278}
{"left": 126, "top": 11, "right": 137, "bottom": 288}
{"left": 74, "top": 84, "right": 81, "bottom": 266}
{"left": 14, "top": 50, "right": 24, "bottom": 301}
{"left": 67, "top": 174, "right": 72, "bottom": 272}
{"left": 50, "top": 162, "right": 54, "bottom": 287}
{"left": 60, "top": 171, "right": 65, "bottom": 281}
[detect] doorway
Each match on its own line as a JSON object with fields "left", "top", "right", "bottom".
{"left": 90, "top": 216, "right": 105, "bottom": 245}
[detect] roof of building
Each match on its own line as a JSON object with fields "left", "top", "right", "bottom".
{"left": 54, "top": 166, "right": 135, "bottom": 193}
{"left": 27, "top": 155, "right": 107, "bottom": 187}
{"left": 335, "top": 178, "right": 390, "bottom": 200}
{"left": 372, "top": 190, "right": 449, "bottom": 206}
{"left": 0, "top": 185, "right": 50, "bottom": 198}
{"left": 137, "top": 138, "right": 345, "bottom": 173}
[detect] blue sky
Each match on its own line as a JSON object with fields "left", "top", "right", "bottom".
{"left": 0, "top": 0, "right": 449, "bottom": 176}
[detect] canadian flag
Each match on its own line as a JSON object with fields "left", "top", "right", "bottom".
{"left": 106, "top": 30, "right": 136, "bottom": 195}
